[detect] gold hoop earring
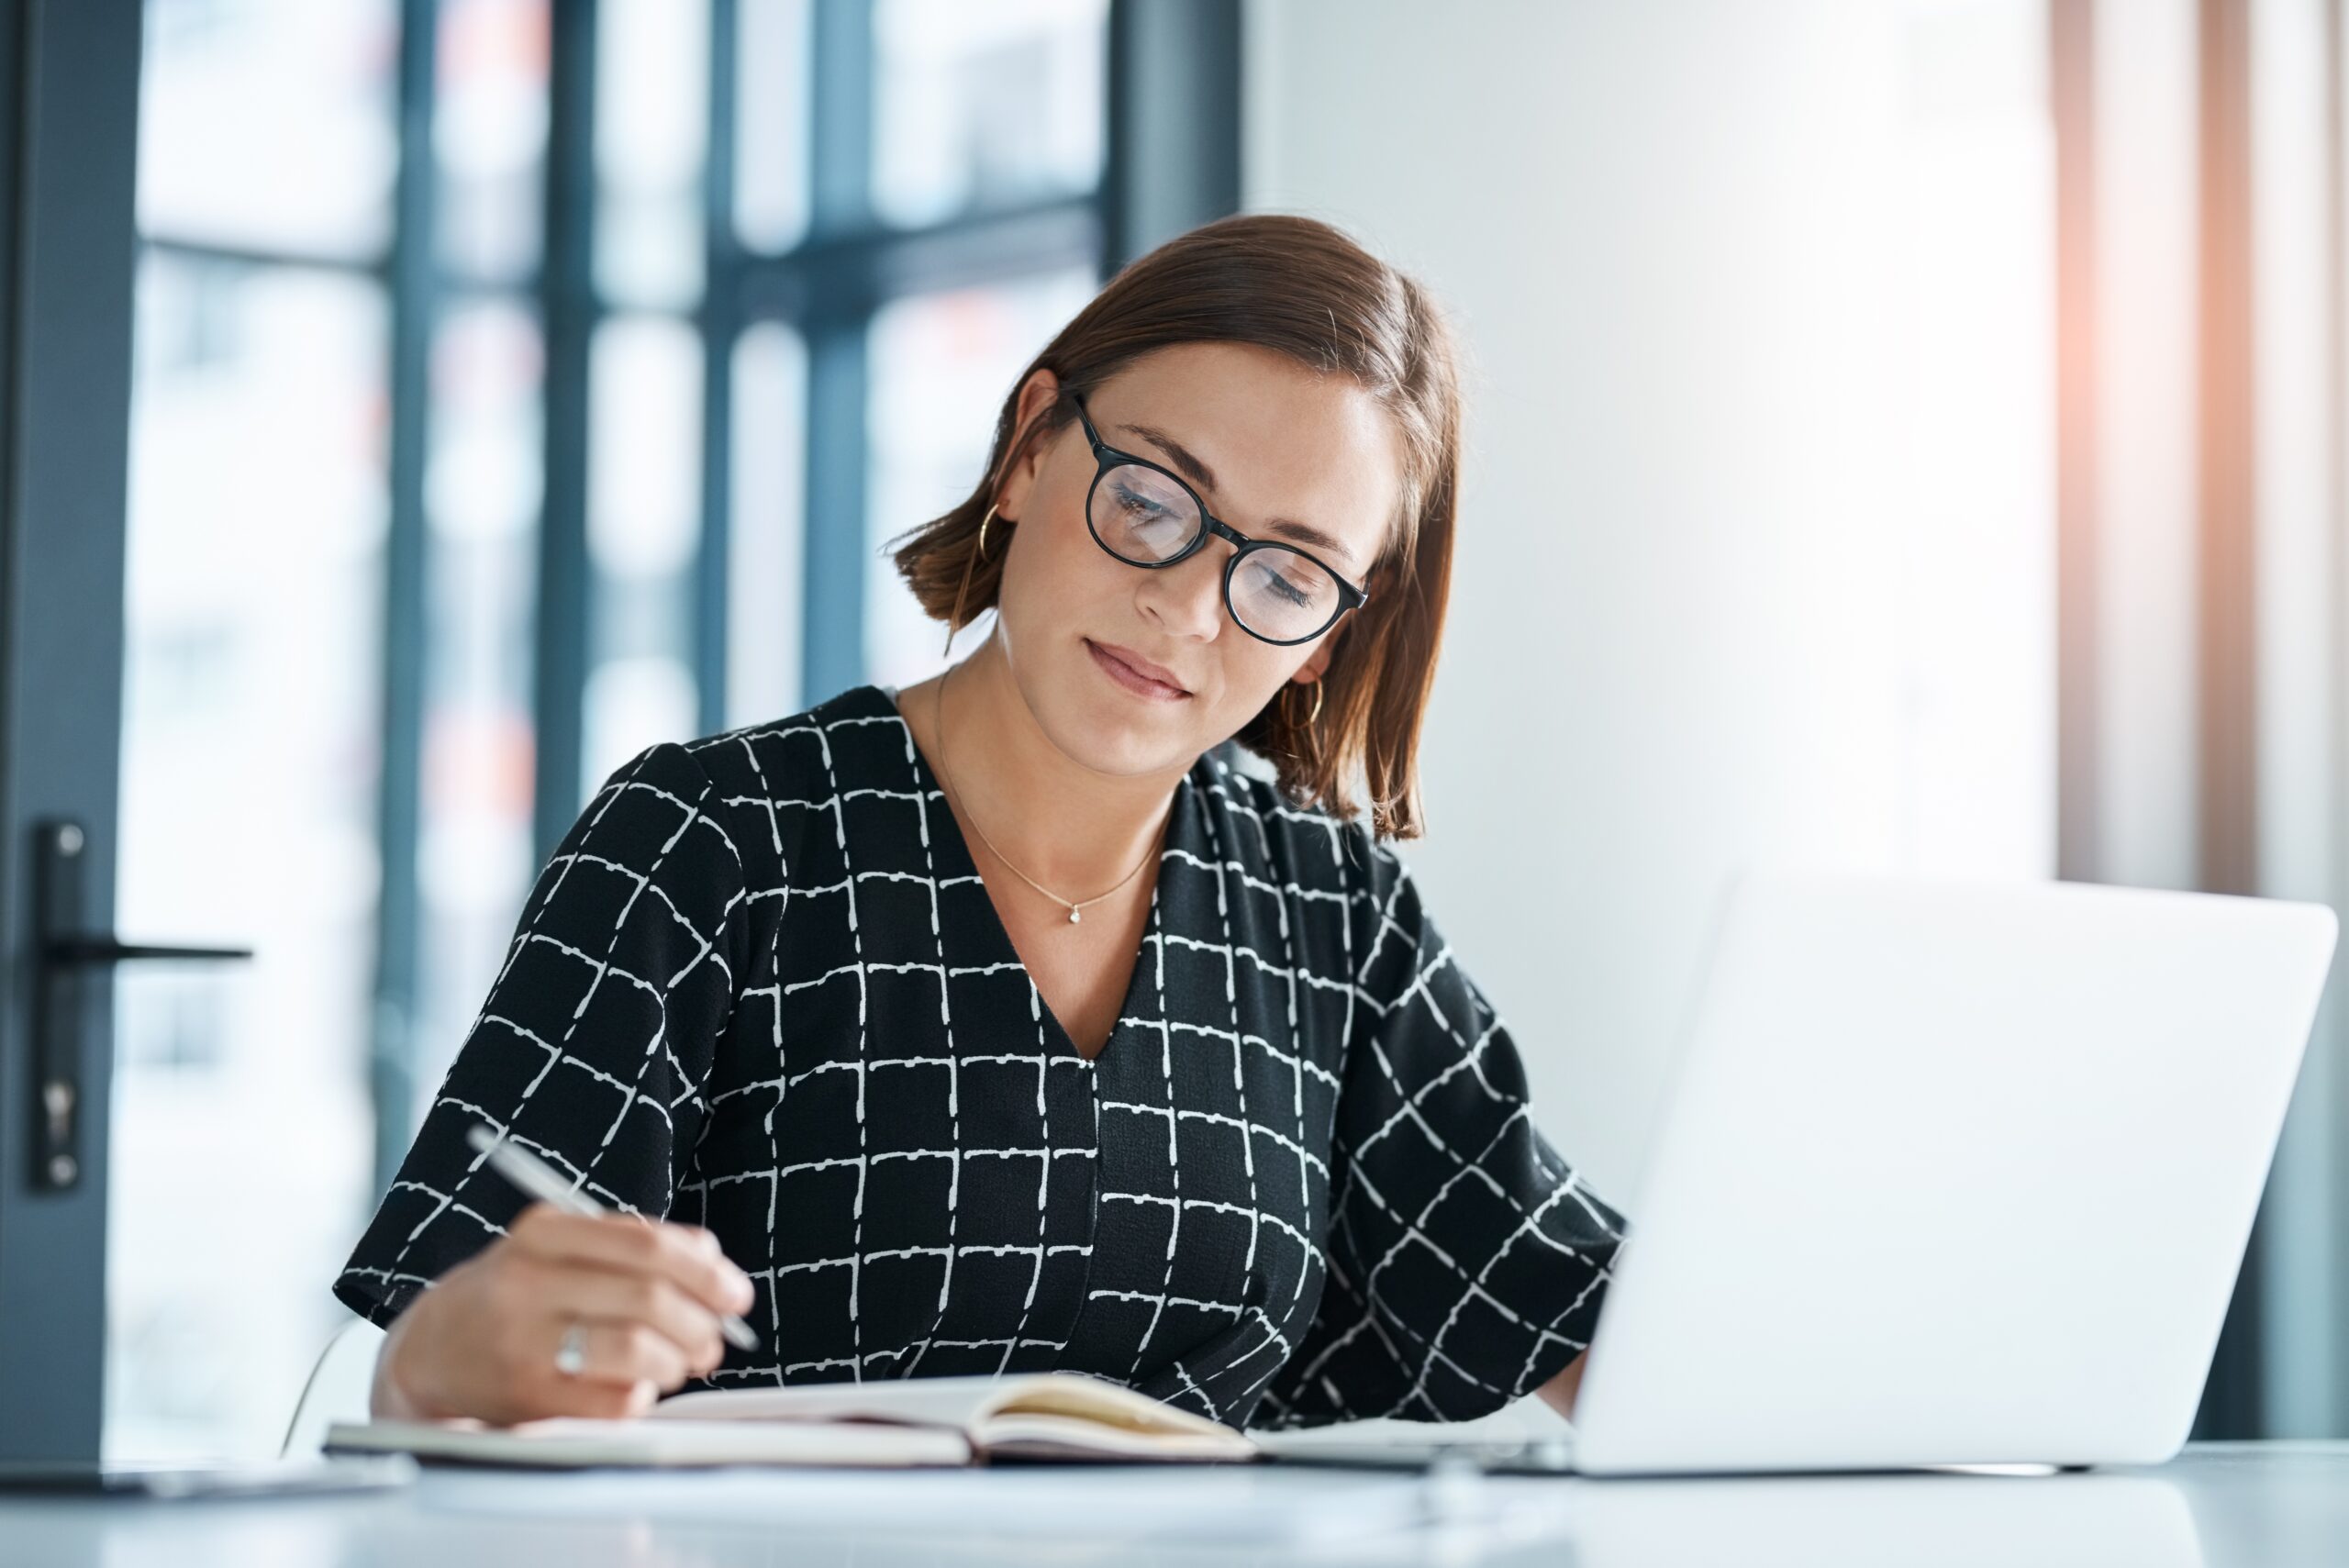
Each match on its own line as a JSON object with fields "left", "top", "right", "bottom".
{"left": 944, "top": 502, "right": 1001, "bottom": 657}
{"left": 1288, "top": 680, "right": 1323, "bottom": 728}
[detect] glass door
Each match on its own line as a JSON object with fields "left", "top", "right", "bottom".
{"left": 106, "top": 0, "right": 401, "bottom": 1459}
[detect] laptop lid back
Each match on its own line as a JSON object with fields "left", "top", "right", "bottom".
{"left": 1571, "top": 872, "right": 2338, "bottom": 1474}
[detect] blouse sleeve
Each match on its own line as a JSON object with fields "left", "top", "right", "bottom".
{"left": 332, "top": 739, "right": 752, "bottom": 1329}
{"left": 1255, "top": 836, "right": 1629, "bottom": 1427}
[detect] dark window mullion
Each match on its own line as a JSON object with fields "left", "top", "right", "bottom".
{"left": 137, "top": 233, "right": 387, "bottom": 280}
{"left": 734, "top": 195, "right": 1103, "bottom": 327}
{"left": 1105, "top": 0, "right": 1241, "bottom": 272}
{"left": 801, "top": 0, "right": 874, "bottom": 703}
{"left": 696, "top": 0, "right": 740, "bottom": 735}
{"left": 533, "top": 0, "right": 599, "bottom": 856}
{"left": 368, "top": 0, "right": 440, "bottom": 1189}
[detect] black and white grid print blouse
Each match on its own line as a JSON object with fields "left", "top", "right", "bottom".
{"left": 335, "top": 680, "right": 1629, "bottom": 1429}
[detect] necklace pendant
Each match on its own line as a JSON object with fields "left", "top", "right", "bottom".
{"left": 1068, "top": 905, "right": 1082, "bottom": 924}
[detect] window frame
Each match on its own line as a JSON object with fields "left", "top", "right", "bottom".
{"left": 135, "top": 0, "right": 1240, "bottom": 1195}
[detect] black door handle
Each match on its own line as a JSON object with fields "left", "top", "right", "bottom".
{"left": 30, "top": 819, "right": 253, "bottom": 1191}
{"left": 46, "top": 936, "right": 255, "bottom": 966}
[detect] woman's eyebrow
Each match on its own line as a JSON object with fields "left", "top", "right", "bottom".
{"left": 1115, "top": 420, "right": 1361, "bottom": 568}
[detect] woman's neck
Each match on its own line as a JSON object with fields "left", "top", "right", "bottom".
{"left": 901, "top": 637, "right": 1186, "bottom": 899}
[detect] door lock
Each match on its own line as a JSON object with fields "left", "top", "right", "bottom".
{"left": 30, "top": 818, "right": 251, "bottom": 1192}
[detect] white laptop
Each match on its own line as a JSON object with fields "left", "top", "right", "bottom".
{"left": 1260, "top": 870, "right": 2339, "bottom": 1477}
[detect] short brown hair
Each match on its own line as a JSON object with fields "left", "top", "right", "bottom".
{"left": 885, "top": 212, "right": 1464, "bottom": 841}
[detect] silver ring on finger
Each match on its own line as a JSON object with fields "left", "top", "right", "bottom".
{"left": 554, "top": 1319, "right": 589, "bottom": 1378}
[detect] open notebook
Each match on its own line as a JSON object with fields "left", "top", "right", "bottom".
{"left": 324, "top": 1373, "right": 1262, "bottom": 1468}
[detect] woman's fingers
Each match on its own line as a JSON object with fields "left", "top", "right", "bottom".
{"left": 547, "top": 1265, "right": 729, "bottom": 1375}
{"left": 507, "top": 1204, "right": 756, "bottom": 1319}
{"left": 532, "top": 1316, "right": 694, "bottom": 1395}
{"left": 523, "top": 1362, "right": 662, "bottom": 1420}
{"left": 388, "top": 1207, "right": 760, "bottom": 1425}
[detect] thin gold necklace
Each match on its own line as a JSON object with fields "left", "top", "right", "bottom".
{"left": 931, "top": 662, "right": 1160, "bottom": 925}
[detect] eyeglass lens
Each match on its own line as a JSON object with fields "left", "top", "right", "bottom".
{"left": 1090, "top": 462, "right": 1342, "bottom": 641}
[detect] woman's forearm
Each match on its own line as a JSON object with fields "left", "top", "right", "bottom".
{"left": 370, "top": 1310, "right": 431, "bottom": 1420}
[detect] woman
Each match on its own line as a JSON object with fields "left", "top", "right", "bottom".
{"left": 338, "top": 213, "right": 1628, "bottom": 1432}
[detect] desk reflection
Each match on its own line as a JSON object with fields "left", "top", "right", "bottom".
{"left": 1565, "top": 1471, "right": 2202, "bottom": 1568}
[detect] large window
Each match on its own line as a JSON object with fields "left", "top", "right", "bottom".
{"left": 109, "top": 0, "right": 1229, "bottom": 1463}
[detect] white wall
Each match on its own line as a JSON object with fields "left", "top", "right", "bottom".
{"left": 1243, "top": 0, "right": 2057, "bottom": 1208}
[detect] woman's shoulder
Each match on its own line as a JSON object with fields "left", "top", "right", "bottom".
{"left": 668, "top": 683, "right": 912, "bottom": 885}
{"left": 1189, "top": 740, "right": 1397, "bottom": 910}
{"left": 678, "top": 682, "right": 902, "bottom": 785}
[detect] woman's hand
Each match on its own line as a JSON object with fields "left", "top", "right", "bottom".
{"left": 1535, "top": 1350, "right": 1590, "bottom": 1422}
{"left": 372, "top": 1202, "right": 758, "bottom": 1426}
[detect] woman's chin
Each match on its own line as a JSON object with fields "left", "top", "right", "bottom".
{"left": 1050, "top": 690, "right": 1200, "bottom": 778}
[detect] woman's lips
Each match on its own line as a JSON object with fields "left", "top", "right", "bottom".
{"left": 1086, "top": 639, "right": 1190, "bottom": 701}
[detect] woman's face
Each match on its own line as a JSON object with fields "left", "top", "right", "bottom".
{"left": 989, "top": 341, "right": 1404, "bottom": 780}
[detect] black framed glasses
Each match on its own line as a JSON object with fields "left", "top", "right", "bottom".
{"left": 1070, "top": 390, "right": 1372, "bottom": 646}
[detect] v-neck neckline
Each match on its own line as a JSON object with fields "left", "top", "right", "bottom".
{"left": 871, "top": 682, "right": 1184, "bottom": 1070}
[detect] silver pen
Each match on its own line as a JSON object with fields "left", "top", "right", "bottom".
{"left": 463, "top": 1122, "right": 762, "bottom": 1351}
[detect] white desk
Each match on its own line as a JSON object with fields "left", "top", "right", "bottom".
{"left": 6, "top": 1441, "right": 2349, "bottom": 1565}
